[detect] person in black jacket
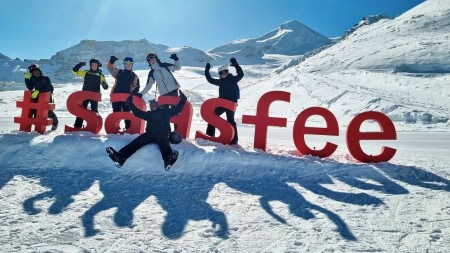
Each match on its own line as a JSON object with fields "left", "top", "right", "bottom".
{"left": 106, "top": 90, "right": 187, "bottom": 170}
{"left": 72, "top": 58, "right": 108, "bottom": 128}
{"left": 107, "top": 56, "right": 140, "bottom": 130}
{"left": 24, "top": 64, "right": 59, "bottom": 130}
{"left": 204, "top": 57, "right": 244, "bottom": 145}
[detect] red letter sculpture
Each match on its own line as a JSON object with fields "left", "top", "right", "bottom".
{"left": 158, "top": 96, "right": 193, "bottom": 139}
{"left": 242, "top": 91, "right": 290, "bottom": 151}
{"left": 104, "top": 93, "right": 147, "bottom": 134}
{"left": 293, "top": 107, "right": 339, "bottom": 157}
{"left": 346, "top": 111, "right": 397, "bottom": 162}
{"left": 195, "top": 98, "right": 237, "bottom": 145}
{"left": 14, "top": 91, "right": 55, "bottom": 134}
{"left": 64, "top": 91, "right": 102, "bottom": 134}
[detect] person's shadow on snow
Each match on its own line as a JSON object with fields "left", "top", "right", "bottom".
{"left": 22, "top": 169, "right": 97, "bottom": 215}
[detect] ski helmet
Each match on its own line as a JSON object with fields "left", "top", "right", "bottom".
{"left": 28, "top": 64, "right": 41, "bottom": 74}
{"left": 89, "top": 58, "right": 102, "bottom": 67}
{"left": 218, "top": 65, "right": 228, "bottom": 74}
{"left": 123, "top": 57, "right": 134, "bottom": 64}
{"left": 169, "top": 131, "right": 182, "bottom": 144}
{"left": 149, "top": 99, "right": 159, "bottom": 110}
{"left": 146, "top": 53, "right": 158, "bottom": 61}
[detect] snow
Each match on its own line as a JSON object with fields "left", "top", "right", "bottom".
{"left": 1, "top": 0, "right": 450, "bottom": 251}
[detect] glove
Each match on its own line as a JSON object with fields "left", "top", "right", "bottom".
{"left": 205, "top": 63, "right": 211, "bottom": 71}
{"left": 169, "top": 54, "right": 179, "bottom": 61}
{"left": 24, "top": 72, "right": 31, "bottom": 80}
{"left": 179, "top": 90, "right": 187, "bottom": 100}
{"left": 73, "top": 62, "right": 86, "bottom": 72}
{"left": 126, "top": 95, "right": 133, "bottom": 105}
{"left": 31, "top": 90, "right": 40, "bottom": 99}
{"left": 230, "top": 58, "right": 238, "bottom": 67}
{"left": 101, "top": 81, "right": 108, "bottom": 90}
{"left": 109, "top": 56, "right": 119, "bottom": 64}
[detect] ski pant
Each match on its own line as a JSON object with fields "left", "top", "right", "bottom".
{"left": 31, "top": 95, "right": 58, "bottom": 127}
{"left": 74, "top": 99, "right": 98, "bottom": 128}
{"left": 160, "top": 89, "right": 179, "bottom": 132}
{"left": 112, "top": 101, "right": 131, "bottom": 129}
{"left": 119, "top": 132, "right": 173, "bottom": 162}
{"left": 206, "top": 107, "right": 238, "bottom": 144}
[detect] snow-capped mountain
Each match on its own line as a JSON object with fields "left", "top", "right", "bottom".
{"left": 344, "top": 14, "right": 391, "bottom": 37}
{"left": 208, "top": 20, "right": 333, "bottom": 63}
{"left": 296, "top": 0, "right": 450, "bottom": 73}
{"left": 250, "top": 0, "right": 449, "bottom": 129}
{"left": 0, "top": 19, "right": 327, "bottom": 83}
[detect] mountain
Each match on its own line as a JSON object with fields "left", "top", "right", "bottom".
{"left": 296, "top": 0, "right": 450, "bottom": 73}
{"left": 344, "top": 14, "right": 391, "bottom": 37}
{"left": 208, "top": 20, "right": 333, "bottom": 63}
{"left": 251, "top": 0, "right": 449, "bottom": 130}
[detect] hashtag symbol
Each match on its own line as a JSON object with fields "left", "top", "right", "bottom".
{"left": 14, "top": 90, "right": 55, "bottom": 134}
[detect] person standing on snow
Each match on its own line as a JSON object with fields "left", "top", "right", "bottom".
{"left": 204, "top": 57, "right": 244, "bottom": 145}
{"left": 71, "top": 58, "right": 108, "bottom": 128}
{"left": 107, "top": 56, "right": 140, "bottom": 130}
{"left": 139, "top": 52, "right": 181, "bottom": 99}
{"left": 24, "top": 64, "right": 59, "bottom": 130}
{"left": 138, "top": 53, "right": 181, "bottom": 132}
{"left": 106, "top": 90, "right": 188, "bottom": 171}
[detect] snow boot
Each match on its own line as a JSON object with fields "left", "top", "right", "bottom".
{"left": 164, "top": 150, "right": 179, "bottom": 171}
{"left": 106, "top": 147, "right": 125, "bottom": 168}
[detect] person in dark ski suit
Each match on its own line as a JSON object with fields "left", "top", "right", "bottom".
{"left": 106, "top": 90, "right": 187, "bottom": 169}
{"left": 107, "top": 56, "right": 140, "bottom": 130}
{"left": 24, "top": 64, "right": 59, "bottom": 130}
{"left": 204, "top": 57, "right": 244, "bottom": 145}
{"left": 72, "top": 58, "right": 108, "bottom": 128}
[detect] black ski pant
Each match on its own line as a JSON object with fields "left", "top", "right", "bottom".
{"left": 112, "top": 101, "right": 131, "bottom": 129}
{"left": 160, "top": 89, "right": 179, "bottom": 132}
{"left": 74, "top": 99, "right": 98, "bottom": 128}
{"left": 119, "top": 132, "right": 173, "bottom": 162}
{"left": 31, "top": 95, "right": 58, "bottom": 127}
{"left": 206, "top": 107, "right": 238, "bottom": 144}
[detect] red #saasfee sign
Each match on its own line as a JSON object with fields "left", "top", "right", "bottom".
{"left": 15, "top": 90, "right": 397, "bottom": 163}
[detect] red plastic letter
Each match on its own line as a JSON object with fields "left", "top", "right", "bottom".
{"left": 14, "top": 91, "right": 55, "bottom": 134}
{"left": 104, "top": 93, "right": 147, "bottom": 134}
{"left": 346, "top": 111, "right": 397, "bottom": 162}
{"left": 242, "top": 91, "right": 290, "bottom": 151}
{"left": 195, "top": 98, "right": 237, "bottom": 145}
{"left": 64, "top": 91, "right": 102, "bottom": 134}
{"left": 293, "top": 107, "right": 339, "bottom": 157}
{"left": 158, "top": 96, "right": 193, "bottom": 139}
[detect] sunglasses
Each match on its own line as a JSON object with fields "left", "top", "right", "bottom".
{"left": 219, "top": 70, "right": 228, "bottom": 75}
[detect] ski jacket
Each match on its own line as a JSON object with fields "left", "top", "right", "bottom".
{"left": 107, "top": 63, "right": 139, "bottom": 94}
{"left": 140, "top": 60, "right": 181, "bottom": 96}
{"left": 72, "top": 69, "right": 106, "bottom": 93}
{"left": 25, "top": 74, "right": 54, "bottom": 93}
{"left": 205, "top": 64, "right": 244, "bottom": 102}
{"left": 129, "top": 95, "right": 187, "bottom": 136}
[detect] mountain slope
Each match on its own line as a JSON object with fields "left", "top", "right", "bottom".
{"left": 209, "top": 20, "right": 333, "bottom": 59}
{"left": 297, "top": 0, "right": 450, "bottom": 73}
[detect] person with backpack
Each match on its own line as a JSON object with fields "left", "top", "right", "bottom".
{"left": 24, "top": 64, "right": 59, "bottom": 130}
{"left": 107, "top": 56, "right": 140, "bottom": 130}
{"left": 71, "top": 58, "right": 108, "bottom": 128}
{"left": 106, "top": 90, "right": 188, "bottom": 170}
{"left": 204, "top": 57, "right": 244, "bottom": 145}
{"left": 139, "top": 52, "right": 181, "bottom": 98}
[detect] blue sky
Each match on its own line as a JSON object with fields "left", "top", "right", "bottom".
{"left": 1, "top": 0, "right": 425, "bottom": 60}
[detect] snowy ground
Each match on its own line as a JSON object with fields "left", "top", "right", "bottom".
{"left": 1, "top": 65, "right": 449, "bottom": 252}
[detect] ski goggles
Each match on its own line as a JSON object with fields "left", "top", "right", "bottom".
{"left": 123, "top": 61, "right": 134, "bottom": 65}
{"left": 219, "top": 70, "right": 228, "bottom": 75}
